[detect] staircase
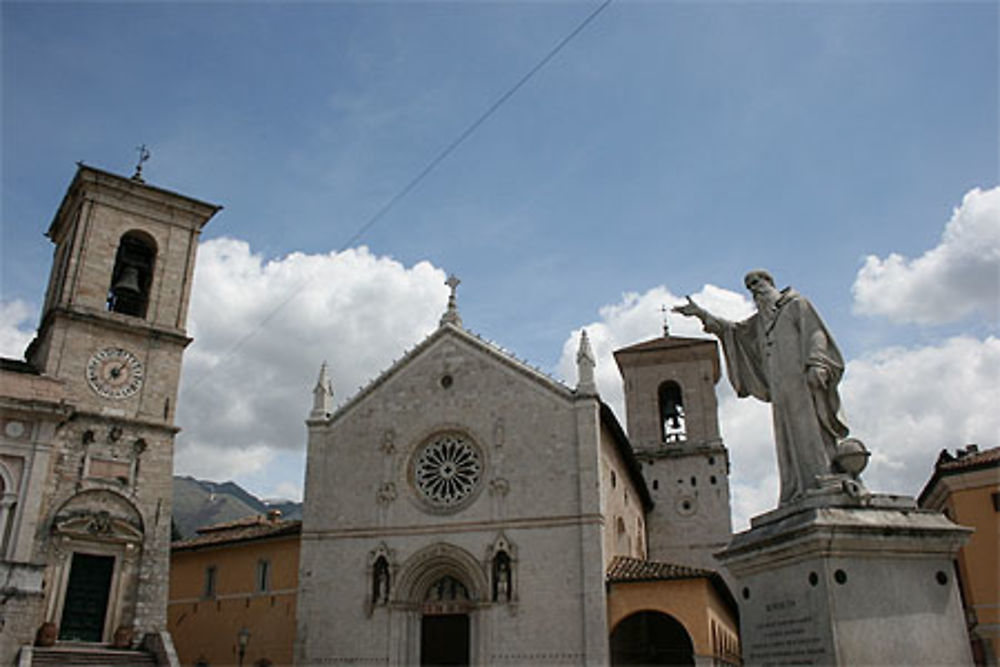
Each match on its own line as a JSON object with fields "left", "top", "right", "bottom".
{"left": 26, "top": 644, "right": 159, "bottom": 666}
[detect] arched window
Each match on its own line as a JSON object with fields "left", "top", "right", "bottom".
{"left": 658, "top": 381, "right": 686, "bottom": 443}
{"left": 107, "top": 231, "right": 156, "bottom": 318}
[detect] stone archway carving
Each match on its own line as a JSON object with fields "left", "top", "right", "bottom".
{"left": 394, "top": 542, "right": 488, "bottom": 607}
{"left": 50, "top": 489, "right": 144, "bottom": 544}
{"left": 46, "top": 489, "right": 145, "bottom": 642}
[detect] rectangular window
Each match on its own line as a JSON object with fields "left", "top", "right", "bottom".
{"left": 203, "top": 565, "right": 217, "bottom": 598}
{"left": 256, "top": 559, "right": 270, "bottom": 593}
{"left": 992, "top": 492, "right": 1000, "bottom": 512}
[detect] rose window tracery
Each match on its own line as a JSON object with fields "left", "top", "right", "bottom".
{"left": 412, "top": 433, "right": 482, "bottom": 509}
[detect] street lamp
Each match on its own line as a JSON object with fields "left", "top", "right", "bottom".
{"left": 237, "top": 627, "right": 251, "bottom": 667}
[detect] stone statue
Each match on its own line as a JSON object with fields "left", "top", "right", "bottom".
{"left": 373, "top": 557, "right": 390, "bottom": 605}
{"left": 673, "top": 270, "right": 857, "bottom": 506}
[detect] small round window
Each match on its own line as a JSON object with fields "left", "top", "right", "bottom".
{"left": 411, "top": 433, "right": 483, "bottom": 511}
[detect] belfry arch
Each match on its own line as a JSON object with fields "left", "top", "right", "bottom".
{"left": 107, "top": 230, "right": 157, "bottom": 318}
{"left": 658, "top": 380, "right": 686, "bottom": 443}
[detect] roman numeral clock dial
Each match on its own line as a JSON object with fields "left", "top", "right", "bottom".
{"left": 86, "top": 347, "right": 145, "bottom": 399}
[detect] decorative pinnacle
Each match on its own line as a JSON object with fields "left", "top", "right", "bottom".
{"left": 660, "top": 304, "right": 670, "bottom": 337}
{"left": 575, "top": 329, "right": 597, "bottom": 395}
{"left": 439, "top": 274, "right": 463, "bottom": 328}
{"left": 132, "top": 144, "right": 151, "bottom": 183}
{"left": 310, "top": 361, "right": 334, "bottom": 419}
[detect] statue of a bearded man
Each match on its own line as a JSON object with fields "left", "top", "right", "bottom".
{"left": 674, "top": 270, "right": 858, "bottom": 506}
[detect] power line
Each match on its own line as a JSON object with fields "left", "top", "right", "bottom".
{"left": 341, "top": 0, "right": 613, "bottom": 249}
{"left": 187, "top": 0, "right": 613, "bottom": 392}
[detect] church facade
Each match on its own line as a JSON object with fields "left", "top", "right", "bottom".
{"left": 296, "top": 292, "right": 740, "bottom": 665}
{"left": 0, "top": 165, "right": 218, "bottom": 662}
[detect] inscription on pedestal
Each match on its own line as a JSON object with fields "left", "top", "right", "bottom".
{"left": 747, "top": 598, "right": 828, "bottom": 666}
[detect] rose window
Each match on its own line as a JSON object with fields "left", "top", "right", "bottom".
{"left": 413, "top": 433, "right": 482, "bottom": 509}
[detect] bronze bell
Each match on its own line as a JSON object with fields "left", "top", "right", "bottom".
{"left": 662, "top": 398, "right": 682, "bottom": 429}
{"left": 112, "top": 265, "right": 142, "bottom": 296}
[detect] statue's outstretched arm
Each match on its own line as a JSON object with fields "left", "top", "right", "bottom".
{"left": 673, "top": 296, "right": 726, "bottom": 333}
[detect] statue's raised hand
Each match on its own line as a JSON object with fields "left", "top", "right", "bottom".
{"left": 672, "top": 296, "right": 708, "bottom": 322}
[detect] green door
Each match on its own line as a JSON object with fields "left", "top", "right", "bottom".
{"left": 59, "top": 553, "right": 115, "bottom": 642}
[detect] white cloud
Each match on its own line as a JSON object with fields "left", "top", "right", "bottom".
{"left": 852, "top": 186, "right": 1000, "bottom": 325}
{"left": 557, "top": 285, "right": 1000, "bottom": 530}
{"left": 174, "top": 444, "right": 276, "bottom": 483}
{"left": 0, "top": 300, "right": 36, "bottom": 359}
{"left": 555, "top": 284, "right": 776, "bottom": 529}
{"left": 554, "top": 284, "right": 754, "bottom": 424}
{"left": 174, "top": 238, "right": 449, "bottom": 494}
{"left": 844, "top": 336, "right": 1000, "bottom": 497}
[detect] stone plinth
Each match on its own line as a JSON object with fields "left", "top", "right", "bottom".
{"left": 719, "top": 497, "right": 973, "bottom": 666}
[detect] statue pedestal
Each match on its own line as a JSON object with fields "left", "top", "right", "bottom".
{"left": 719, "top": 497, "right": 973, "bottom": 666}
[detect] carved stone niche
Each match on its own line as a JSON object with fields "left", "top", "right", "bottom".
{"left": 51, "top": 488, "right": 144, "bottom": 546}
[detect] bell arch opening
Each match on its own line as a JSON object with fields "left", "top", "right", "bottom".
{"left": 658, "top": 381, "right": 686, "bottom": 443}
{"left": 610, "top": 611, "right": 695, "bottom": 666}
{"left": 107, "top": 231, "right": 156, "bottom": 318}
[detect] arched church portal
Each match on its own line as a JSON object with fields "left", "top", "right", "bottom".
{"left": 393, "top": 543, "right": 487, "bottom": 666}
{"left": 420, "top": 575, "right": 471, "bottom": 666}
{"left": 610, "top": 611, "right": 695, "bottom": 666}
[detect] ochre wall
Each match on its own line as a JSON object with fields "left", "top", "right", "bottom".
{"left": 168, "top": 534, "right": 299, "bottom": 666}
{"left": 936, "top": 467, "right": 999, "bottom": 662}
{"left": 607, "top": 577, "right": 740, "bottom": 663}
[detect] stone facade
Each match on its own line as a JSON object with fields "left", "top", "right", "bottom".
{"left": 0, "top": 165, "right": 218, "bottom": 663}
{"left": 296, "top": 315, "right": 740, "bottom": 665}
{"left": 720, "top": 502, "right": 973, "bottom": 666}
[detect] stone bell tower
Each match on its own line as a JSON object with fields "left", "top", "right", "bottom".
{"left": 614, "top": 331, "right": 732, "bottom": 572}
{"left": 22, "top": 163, "right": 219, "bottom": 644}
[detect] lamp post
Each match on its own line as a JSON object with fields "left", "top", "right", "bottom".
{"left": 237, "top": 627, "right": 251, "bottom": 667}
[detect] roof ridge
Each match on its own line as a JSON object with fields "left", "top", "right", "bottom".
{"left": 320, "top": 324, "right": 575, "bottom": 425}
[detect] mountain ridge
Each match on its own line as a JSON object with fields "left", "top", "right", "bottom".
{"left": 172, "top": 475, "right": 303, "bottom": 540}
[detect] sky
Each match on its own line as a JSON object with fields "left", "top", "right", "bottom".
{"left": 2, "top": 1, "right": 997, "bottom": 529}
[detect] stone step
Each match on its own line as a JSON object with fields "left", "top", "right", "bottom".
{"left": 30, "top": 645, "right": 159, "bottom": 666}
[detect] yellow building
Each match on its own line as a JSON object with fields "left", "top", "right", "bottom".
{"left": 168, "top": 513, "right": 301, "bottom": 667}
{"left": 919, "top": 445, "right": 1000, "bottom": 665}
{"left": 606, "top": 556, "right": 740, "bottom": 666}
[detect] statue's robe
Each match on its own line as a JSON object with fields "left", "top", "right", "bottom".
{"left": 708, "top": 289, "right": 849, "bottom": 504}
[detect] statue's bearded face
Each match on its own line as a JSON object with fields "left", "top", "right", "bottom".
{"left": 745, "top": 271, "right": 780, "bottom": 311}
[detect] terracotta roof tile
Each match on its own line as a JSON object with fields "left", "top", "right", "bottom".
{"left": 606, "top": 555, "right": 715, "bottom": 583}
{"left": 172, "top": 516, "right": 301, "bottom": 550}
{"left": 936, "top": 446, "right": 999, "bottom": 472}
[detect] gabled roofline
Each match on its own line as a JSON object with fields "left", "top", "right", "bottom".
{"left": 317, "top": 323, "right": 576, "bottom": 426}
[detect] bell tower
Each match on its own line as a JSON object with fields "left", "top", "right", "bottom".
{"left": 614, "top": 332, "right": 732, "bottom": 572}
{"left": 23, "top": 164, "right": 220, "bottom": 643}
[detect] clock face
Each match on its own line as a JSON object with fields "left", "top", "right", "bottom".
{"left": 86, "top": 347, "right": 144, "bottom": 399}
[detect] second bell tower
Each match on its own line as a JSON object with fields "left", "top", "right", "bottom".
{"left": 614, "top": 332, "right": 733, "bottom": 572}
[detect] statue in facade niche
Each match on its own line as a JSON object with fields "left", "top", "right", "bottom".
{"left": 674, "top": 270, "right": 866, "bottom": 506}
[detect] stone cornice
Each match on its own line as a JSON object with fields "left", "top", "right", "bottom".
{"left": 301, "top": 512, "right": 604, "bottom": 540}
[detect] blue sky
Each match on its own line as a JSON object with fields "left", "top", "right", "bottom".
{"left": 2, "top": 1, "right": 997, "bottom": 526}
